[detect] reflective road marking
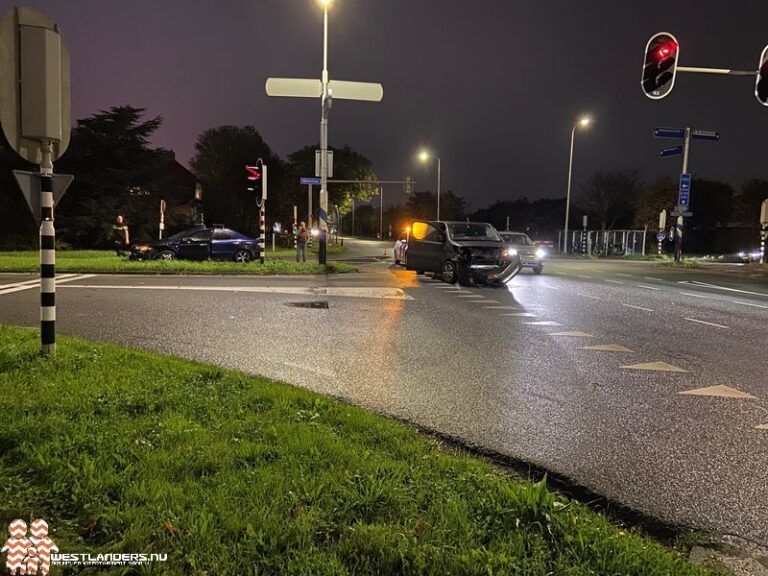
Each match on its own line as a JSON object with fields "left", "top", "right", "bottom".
{"left": 622, "top": 361, "right": 687, "bottom": 373}
{"left": 637, "top": 284, "right": 661, "bottom": 291}
{"left": 524, "top": 321, "right": 561, "bottom": 326}
{"left": 679, "top": 385, "right": 756, "bottom": 400}
{"left": 622, "top": 303, "right": 654, "bottom": 312}
{"left": 684, "top": 318, "right": 729, "bottom": 329}
{"left": 548, "top": 331, "right": 594, "bottom": 338}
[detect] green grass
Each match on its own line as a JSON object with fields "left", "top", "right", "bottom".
{"left": 0, "top": 326, "right": 714, "bottom": 575}
{"left": 0, "top": 250, "right": 355, "bottom": 275}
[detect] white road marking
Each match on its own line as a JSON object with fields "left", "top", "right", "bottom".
{"left": 500, "top": 312, "right": 537, "bottom": 317}
{"left": 470, "top": 299, "right": 499, "bottom": 304}
{"left": 732, "top": 301, "right": 768, "bottom": 309}
{"left": 679, "top": 291, "right": 712, "bottom": 299}
{"left": 684, "top": 317, "right": 729, "bottom": 329}
{"left": 0, "top": 274, "right": 91, "bottom": 296}
{"left": 541, "top": 284, "right": 561, "bottom": 290}
{"left": 643, "top": 277, "right": 664, "bottom": 282}
{"left": 622, "top": 303, "right": 654, "bottom": 312}
{"left": 637, "top": 284, "right": 661, "bottom": 291}
{"left": 455, "top": 294, "right": 486, "bottom": 298}
{"left": 604, "top": 279, "right": 623, "bottom": 285}
{"left": 524, "top": 321, "right": 561, "bottom": 326}
{"left": 577, "top": 293, "right": 600, "bottom": 300}
{"left": 60, "top": 284, "right": 413, "bottom": 300}
{"left": 483, "top": 305, "right": 517, "bottom": 310}
{"left": 682, "top": 280, "right": 768, "bottom": 298}
{"left": 577, "top": 274, "right": 592, "bottom": 279}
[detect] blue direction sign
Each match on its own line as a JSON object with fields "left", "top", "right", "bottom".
{"left": 300, "top": 177, "right": 321, "bottom": 185}
{"left": 660, "top": 144, "right": 683, "bottom": 157}
{"left": 678, "top": 173, "right": 692, "bottom": 208}
{"left": 654, "top": 126, "right": 686, "bottom": 139}
{"left": 656, "top": 231, "right": 666, "bottom": 241}
{"left": 691, "top": 129, "right": 720, "bottom": 141}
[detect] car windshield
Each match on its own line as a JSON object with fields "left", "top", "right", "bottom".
{"left": 166, "top": 229, "right": 199, "bottom": 241}
{"left": 500, "top": 233, "right": 532, "bottom": 245}
{"left": 446, "top": 223, "right": 500, "bottom": 241}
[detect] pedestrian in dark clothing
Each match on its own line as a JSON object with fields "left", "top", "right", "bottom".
{"left": 112, "top": 215, "right": 130, "bottom": 256}
{"left": 295, "top": 221, "right": 308, "bottom": 262}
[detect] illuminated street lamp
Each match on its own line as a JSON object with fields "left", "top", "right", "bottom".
{"left": 418, "top": 150, "right": 441, "bottom": 220}
{"left": 563, "top": 116, "right": 592, "bottom": 253}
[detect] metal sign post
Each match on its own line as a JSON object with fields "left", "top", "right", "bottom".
{"left": 1, "top": 7, "right": 72, "bottom": 356}
{"left": 159, "top": 199, "right": 166, "bottom": 239}
{"left": 265, "top": 2, "right": 383, "bottom": 265}
{"left": 760, "top": 199, "right": 768, "bottom": 264}
{"left": 658, "top": 209, "right": 667, "bottom": 255}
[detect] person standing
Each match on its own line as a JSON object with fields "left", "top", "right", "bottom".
{"left": 295, "top": 221, "right": 308, "bottom": 263}
{"left": 112, "top": 215, "right": 130, "bottom": 257}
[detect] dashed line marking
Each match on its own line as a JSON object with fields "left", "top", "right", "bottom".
{"left": 455, "top": 294, "right": 486, "bottom": 298}
{"left": 524, "top": 321, "right": 561, "bottom": 326}
{"left": 643, "top": 277, "right": 664, "bottom": 282}
{"left": 679, "top": 385, "right": 756, "bottom": 399}
{"left": 604, "top": 279, "right": 623, "bottom": 285}
{"left": 684, "top": 318, "right": 729, "bottom": 329}
{"left": 577, "top": 275, "right": 592, "bottom": 279}
{"left": 581, "top": 344, "right": 635, "bottom": 352}
{"left": 548, "top": 331, "right": 594, "bottom": 338}
{"left": 756, "top": 423, "right": 768, "bottom": 430}
{"left": 500, "top": 312, "right": 537, "bottom": 317}
{"left": 732, "top": 301, "right": 768, "bottom": 309}
{"left": 622, "top": 361, "right": 687, "bottom": 373}
{"left": 470, "top": 299, "right": 499, "bottom": 304}
{"left": 637, "top": 284, "right": 661, "bottom": 291}
{"left": 483, "top": 305, "right": 518, "bottom": 310}
{"left": 679, "top": 292, "right": 712, "bottom": 299}
{"left": 616, "top": 273, "right": 632, "bottom": 278}
{"left": 622, "top": 303, "right": 654, "bottom": 312}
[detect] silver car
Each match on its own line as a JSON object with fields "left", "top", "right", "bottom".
{"left": 498, "top": 231, "right": 546, "bottom": 274}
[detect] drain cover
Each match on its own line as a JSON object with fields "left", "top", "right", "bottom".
{"left": 287, "top": 301, "right": 329, "bottom": 309}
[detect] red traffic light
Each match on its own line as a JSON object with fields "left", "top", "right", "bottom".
{"left": 245, "top": 165, "right": 261, "bottom": 180}
{"left": 655, "top": 40, "right": 678, "bottom": 60}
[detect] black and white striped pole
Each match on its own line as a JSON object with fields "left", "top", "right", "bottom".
{"left": 260, "top": 162, "right": 267, "bottom": 264}
{"left": 40, "top": 141, "right": 56, "bottom": 355}
{"left": 760, "top": 199, "right": 767, "bottom": 265}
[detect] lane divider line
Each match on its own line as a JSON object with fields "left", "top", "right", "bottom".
{"left": 679, "top": 291, "right": 712, "bottom": 299}
{"left": 604, "top": 279, "right": 623, "bottom": 284}
{"left": 682, "top": 280, "right": 768, "bottom": 299}
{"left": 637, "top": 284, "right": 661, "bottom": 291}
{"left": 732, "top": 301, "right": 768, "bottom": 309}
{"left": 684, "top": 317, "right": 729, "bottom": 329}
{"left": 622, "top": 303, "right": 655, "bottom": 312}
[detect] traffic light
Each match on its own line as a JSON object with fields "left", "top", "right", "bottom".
{"left": 642, "top": 32, "right": 680, "bottom": 100}
{"left": 245, "top": 164, "right": 261, "bottom": 195}
{"left": 756, "top": 44, "right": 768, "bottom": 106}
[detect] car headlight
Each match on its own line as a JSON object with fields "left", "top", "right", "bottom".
{"left": 135, "top": 245, "right": 151, "bottom": 252}
{"left": 505, "top": 248, "right": 518, "bottom": 257}
{"left": 535, "top": 248, "right": 546, "bottom": 259}
{"left": 738, "top": 251, "right": 746, "bottom": 258}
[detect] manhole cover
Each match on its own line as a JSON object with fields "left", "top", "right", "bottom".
{"left": 286, "top": 301, "right": 329, "bottom": 309}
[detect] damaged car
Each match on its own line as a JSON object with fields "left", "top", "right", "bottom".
{"left": 405, "top": 220, "right": 521, "bottom": 286}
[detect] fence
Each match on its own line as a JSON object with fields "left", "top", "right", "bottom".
{"left": 557, "top": 228, "right": 648, "bottom": 256}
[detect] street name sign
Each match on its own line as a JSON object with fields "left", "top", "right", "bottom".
{"left": 671, "top": 210, "right": 693, "bottom": 217}
{"left": 660, "top": 144, "right": 683, "bottom": 157}
{"left": 654, "top": 127, "right": 686, "bottom": 139}
{"left": 300, "top": 177, "right": 321, "bottom": 186}
{"left": 691, "top": 129, "right": 720, "bottom": 141}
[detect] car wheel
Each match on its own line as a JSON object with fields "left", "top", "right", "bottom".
{"left": 157, "top": 250, "right": 175, "bottom": 261}
{"left": 441, "top": 260, "right": 457, "bottom": 284}
{"left": 533, "top": 265, "right": 544, "bottom": 275}
{"left": 234, "top": 249, "right": 251, "bottom": 263}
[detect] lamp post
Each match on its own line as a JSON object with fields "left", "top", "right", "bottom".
{"left": 563, "top": 116, "right": 591, "bottom": 253}
{"left": 318, "top": 0, "right": 332, "bottom": 264}
{"left": 418, "top": 150, "right": 441, "bottom": 220}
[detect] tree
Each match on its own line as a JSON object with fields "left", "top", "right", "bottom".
{"left": 190, "top": 126, "right": 285, "bottom": 235}
{"left": 734, "top": 179, "right": 768, "bottom": 223}
{"left": 688, "top": 178, "right": 734, "bottom": 230}
{"left": 576, "top": 169, "right": 642, "bottom": 230}
{"left": 470, "top": 197, "right": 532, "bottom": 232}
{"left": 285, "top": 145, "right": 377, "bottom": 224}
{"left": 56, "top": 106, "right": 184, "bottom": 246}
{"left": 633, "top": 175, "right": 677, "bottom": 229}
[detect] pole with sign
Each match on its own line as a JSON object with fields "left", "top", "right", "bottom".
{"left": 760, "top": 199, "right": 768, "bottom": 265}
{"left": 159, "top": 199, "right": 166, "bottom": 239}
{"left": 1, "top": 7, "right": 72, "bottom": 356}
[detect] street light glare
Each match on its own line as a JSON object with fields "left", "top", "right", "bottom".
{"left": 579, "top": 116, "right": 592, "bottom": 127}
{"left": 317, "top": 0, "right": 333, "bottom": 7}
{"left": 418, "top": 151, "right": 429, "bottom": 162}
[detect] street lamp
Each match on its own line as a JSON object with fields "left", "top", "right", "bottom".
{"left": 563, "top": 115, "right": 592, "bottom": 253}
{"left": 418, "top": 150, "right": 441, "bottom": 220}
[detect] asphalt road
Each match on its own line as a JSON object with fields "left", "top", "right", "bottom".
{"left": 1, "top": 242, "right": 767, "bottom": 545}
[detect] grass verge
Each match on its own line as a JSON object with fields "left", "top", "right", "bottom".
{"left": 0, "top": 326, "right": 716, "bottom": 575}
{"left": 0, "top": 250, "right": 355, "bottom": 275}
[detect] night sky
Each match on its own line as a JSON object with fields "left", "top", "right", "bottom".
{"left": 15, "top": 0, "right": 768, "bottom": 210}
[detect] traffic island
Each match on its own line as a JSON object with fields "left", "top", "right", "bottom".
{"left": 0, "top": 325, "right": 718, "bottom": 575}
{"left": 0, "top": 250, "right": 356, "bottom": 275}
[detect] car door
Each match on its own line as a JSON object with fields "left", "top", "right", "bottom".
{"left": 406, "top": 221, "right": 445, "bottom": 272}
{"left": 177, "top": 228, "right": 212, "bottom": 260}
{"left": 211, "top": 228, "right": 240, "bottom": 261}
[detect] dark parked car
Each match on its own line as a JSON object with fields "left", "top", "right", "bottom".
{"left": 405, "top": 220, "right": 521, "bottom": 286}
{"left": 129, "top": 225, "right": 261, "bottom": 262}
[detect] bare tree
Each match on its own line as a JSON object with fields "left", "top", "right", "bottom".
{"left": 576, "top": 169, "right": 642, "bottom": 230}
